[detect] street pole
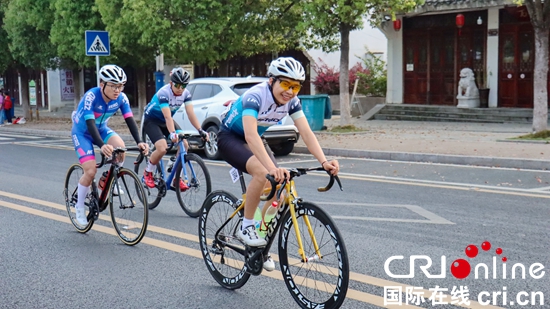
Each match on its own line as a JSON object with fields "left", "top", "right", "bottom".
{"left": 96, "top": 55, "right": 100, "bottom": 87}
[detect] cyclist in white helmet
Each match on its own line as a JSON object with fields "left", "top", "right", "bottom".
{"left": 71, "top": 64, "right": 149, "bottom": 225}
{"left": 218, "top": 57, "right": 339, "bottom": 271}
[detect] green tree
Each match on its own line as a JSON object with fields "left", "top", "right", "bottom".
{"left": 0, "top": 0, "right": 14, "bottom": 74}
{"left": 514, "top": 0, "right": 549, "bottom": 133}
{"left": 301, "top": 0, "right": 423, "bottom": 126}
{"left": 3, "top": 0, "right": 58, "bottom": 119}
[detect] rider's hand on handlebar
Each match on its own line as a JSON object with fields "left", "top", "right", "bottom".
{"left": 199, "top": 129, "right": 210, "bottom": 142}
{"left": 101, "top": 144, "right": 114, "bottom": 157}
{"left": 169, "top": 132, "right": 178, "bottom": 143}
{"left": 138, "top": 142, "right": 149, "bottom": 155}
{"left": 322, "top": 160, "right": 340, "bottom": 176}
{"left": 269, "top": 167, "right": 290, "bottom": 183}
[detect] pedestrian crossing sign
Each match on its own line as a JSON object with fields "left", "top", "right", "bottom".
{"left": 85, "top": 30, "right": 110, "bottom": 56}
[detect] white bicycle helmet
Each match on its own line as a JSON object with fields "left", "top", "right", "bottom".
{"left": 170, "top": 67, "right": 191, "bottom": 84}
{"left": 99, "top": 64, "right": 127, "bottom": 84}
{"left": 267, "top": 57, "right": 306, "bottom": 82}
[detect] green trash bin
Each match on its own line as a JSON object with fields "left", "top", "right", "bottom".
{"left": 298, "top": 95, "right": 327, "bottom": 131}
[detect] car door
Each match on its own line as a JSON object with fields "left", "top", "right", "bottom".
{"left": 174, "top": 83, "right": 222, "bottom": 134}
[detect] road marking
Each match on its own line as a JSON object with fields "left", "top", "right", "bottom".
{"left": 0, "top": 133, "right": 42, "bottom": 139}
{"left": 0, "top": 190, "right": 503, "bottom": 309}
{"left": 317, "top": 202, "right": 454, "bottom": 224}
{"left": 527, "top": 185, "right": 550, "bottom": 192}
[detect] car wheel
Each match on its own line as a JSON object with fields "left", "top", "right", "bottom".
{"left": 270, "top": 142, "right": 295, "bottom": 157}
{"left": 204, "top": 126, "right": 222, "bottom": 160}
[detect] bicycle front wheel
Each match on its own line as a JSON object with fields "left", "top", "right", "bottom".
{"left": 109, "top": 168, "right": 149, "bottom": 246}
{"left": 175, "top": 153, "right": 212, "bottom": 217}
{"left": 278, "top": 201, "right": 349, "bottom": 309}
{"left": 133, "top": 153, "right": 164, "bottom": 209}
{"left": 63, "top": 163, "right": 94, "bottom": 233}
{"left": 198, "top": 190, "right": 250, "bottom": 289}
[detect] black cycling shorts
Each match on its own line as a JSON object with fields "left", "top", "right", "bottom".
{"left": 218, "top": 130, "right": 277, "bottom": 174}
{"left": 143, "top": 118, "right": 182, "bottom": 144}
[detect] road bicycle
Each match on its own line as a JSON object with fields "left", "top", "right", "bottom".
{"left": 63, "top": 147, "right": 149, "bottom": 246}
{"left": 198, "top": 166, "right": 349, "bottom": 308}
{"left": 134, "top": 133, "right": 211, "bottom": 217}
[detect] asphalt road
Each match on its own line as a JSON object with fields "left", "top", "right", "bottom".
{"left": 0, "top": 132, "right": 548, "bottom": 309}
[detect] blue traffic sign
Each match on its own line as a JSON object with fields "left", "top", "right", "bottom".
{"left": 85, "top": 30, "right": 110, "bottom": 56}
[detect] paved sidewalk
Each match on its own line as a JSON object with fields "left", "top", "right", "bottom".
{"left": 2, "top": 105, "right": 550, "bottom": 170}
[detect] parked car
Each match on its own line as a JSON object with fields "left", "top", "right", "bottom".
{"left": 170, "top": 77, "right": 300, "bottom": 160}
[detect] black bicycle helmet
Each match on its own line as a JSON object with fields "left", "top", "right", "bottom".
{"left": 170, "top": 67, "right": 191, "bottom": 84}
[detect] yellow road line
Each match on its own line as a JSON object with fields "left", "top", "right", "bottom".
{"left": 0, "top": 190, "right": 504, "bottom": 309}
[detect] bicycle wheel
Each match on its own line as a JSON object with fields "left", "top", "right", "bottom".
{"left": 198, "top": 190, "right": 250, "bottom": 289}
{"left": 109, "top": 168, "right": 149, "bottom": 246}
{"left": 63, "top": 164, "right": 94, "bottom": 233}
{"left": 175, "top": 152, "right": 212, "bottom": 217}
{"left": 278, "top": 201, "right": 349, "bottom": 309}
{"left": 133, "top": 154, "right": 164, "bottom": 209}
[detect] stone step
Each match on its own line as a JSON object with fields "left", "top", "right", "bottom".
{"left": 373, "top": 114, "right": 530, "bottom": 123}
{"left": 382, "top": 104, "right": 534, "bottom": 117}
{"left": 378, "top": 110, "right": 532, "bottom": 122}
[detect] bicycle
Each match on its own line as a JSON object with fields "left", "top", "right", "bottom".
{"left": 198, "top": 166, "right": 349, "bottom": 308}
{"left": 63, "top": 147, "right": 149, "bottom": 246}
{"left": 134, "top": 133, "right": 211, "bottom": 217}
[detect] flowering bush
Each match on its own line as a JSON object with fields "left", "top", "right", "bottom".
{"left": 356, "top": 52, "right": 387, "bottom": 97}
{"left": 312, "top": 58, "right": 371, "bottom": 95}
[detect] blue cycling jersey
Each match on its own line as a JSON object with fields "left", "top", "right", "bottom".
{"left": 72, "top": 87, "right": 134, "bottom": 131}
{"left": 144, "top": 84, "right": 192, "bottom": 122}
{"left": 221, "top": 82, "right": 304, "bottom": 137}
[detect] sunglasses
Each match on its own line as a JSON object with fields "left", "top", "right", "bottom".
{"left": 173, "top": 83, "right": 187, "bottom": 89}
{"left": 108, "top": 84, "right": 124, "bottom": 91}
{"left": 277, "top": 79, "right": 302, "bottom": 94}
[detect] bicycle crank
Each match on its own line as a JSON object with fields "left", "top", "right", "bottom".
{"left": 245, "top": 247, "right": 264, "bottom": 276}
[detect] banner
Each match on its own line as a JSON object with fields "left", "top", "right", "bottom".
{"left": 60, "top": 70, "right": 75, "bottom": 101}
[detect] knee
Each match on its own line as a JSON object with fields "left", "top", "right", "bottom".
{"left": 84, "top": 166, "right": 97, "bottom": 179}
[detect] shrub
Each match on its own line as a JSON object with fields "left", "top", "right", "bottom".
{"left": 311, "top": 58, "right": 371, "bottom": 95}
{"left": 356, "top": 52, "right": 387, "bottom": 97}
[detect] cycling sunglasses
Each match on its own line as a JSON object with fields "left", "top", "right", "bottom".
{"left": 277, "top": 79, "right": 302, "bottom": 94}
{"left": 172, "top": 83, "right": 187, "bottom": 89}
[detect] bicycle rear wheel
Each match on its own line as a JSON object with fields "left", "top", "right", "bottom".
{"left": 109, "top": 168, "right": 149, "bottom": 246}
{"left": 198, "top": 190, "right": 250, "bottom": 289}
{"left": 63, "top": 164, "right": 94, "bottom": 233}
{"left": 278, "top": 201, "right": 349, "bottom": 309}
{"left": 175, "top": 152, "right": 211, "bottom": 217}
{"left": 133, "top": 153, "right": 164, "bottom": 209}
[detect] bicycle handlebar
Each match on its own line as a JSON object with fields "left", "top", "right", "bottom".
{"left": 261, "top": 166, "right": 343, "bottom": 201}
{"left": 97, "top": 146, "right": 144, "bottom": 168}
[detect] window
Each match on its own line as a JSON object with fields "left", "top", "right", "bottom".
{"left": 231, "top": 83, "right": 262, "bottom": 96}
{"left": 191, "top": 84, "right": 213, "bottom": 100}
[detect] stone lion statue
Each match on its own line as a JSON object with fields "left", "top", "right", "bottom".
{"left": 457, "top": 68, "right": 479, "bottom": 98}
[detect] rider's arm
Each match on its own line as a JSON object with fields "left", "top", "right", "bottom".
{"left": 161, "top": 107, "right": 177, "bottom": 133}
{"left": 243, "top": 115, "right": 277, "bottom": 171}
{"left": 86, "top": 119, "right": 105, "bottom": 148}
{"left": 185, "top": 104, "right": 202, "bottom": 132}
{"left": 118, "top": 93, "right": 142, "bottom": 144}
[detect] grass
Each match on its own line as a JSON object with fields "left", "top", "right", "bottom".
{"left": 327, "top": 125, "right": 364, "bottom": 133}
{"left": 513, "top": 130, "right": 550, "bottom": 141}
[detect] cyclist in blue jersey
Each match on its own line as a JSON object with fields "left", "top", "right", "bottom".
{"left": 71, "top": 64, "right": 149, "bottom": 225}
{"left": 218, "top": 57, "right": 340, "bottom": 271}
{"left": 141, "top": 67, "right": 208, "bottom": 190}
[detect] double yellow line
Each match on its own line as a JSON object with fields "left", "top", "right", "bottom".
{"left": 0, "top": 190, "right": 503, "bottom": 309}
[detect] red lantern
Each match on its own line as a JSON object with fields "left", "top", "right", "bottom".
{"left": 393, "top": 19, "right": 401, "bottom": 32}
{"left": 456, "top": 14, "right": 465, "bottom": 35}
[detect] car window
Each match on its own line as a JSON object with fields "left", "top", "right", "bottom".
{"left": 192, "top": 84, "right": 214, "bottom": 100}
{"left": 211, "top": 85, "right": 222, "bottom": 96}
{"left": 231, "top": 83, "right": 262, "bottom": 96}
{"left": 186, "top": 84, "right": 196, "bottom": 95}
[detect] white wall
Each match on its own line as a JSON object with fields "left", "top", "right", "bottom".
{"left": 486, "top": 7, "right": 499, "bottom": 107}
{"left": 307, "top": 18, "right": 388, "bottom": 70}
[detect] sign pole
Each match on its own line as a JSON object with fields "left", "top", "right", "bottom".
{"left": 96, "top": 55, "right": 100, "bottom": 87}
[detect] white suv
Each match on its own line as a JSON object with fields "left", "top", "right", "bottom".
{"left": 171, "top": 77, "right": 300, "bottom": 160}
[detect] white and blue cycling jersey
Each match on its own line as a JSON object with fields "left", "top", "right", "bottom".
{"left": 144, "top": 84, "right": 192, "bottom": 122}
{"left": 72, "top": 87, "right": 133, "bottom": 132}
{"left": 221, "top": 82, "right": 304, "bottom": 137}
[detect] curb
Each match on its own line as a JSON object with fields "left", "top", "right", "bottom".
{"left": 0, "top": 127, "right": 135, "bottom": 141}
{"left": 293, "top": 146, "right": 550, "bottom": 170}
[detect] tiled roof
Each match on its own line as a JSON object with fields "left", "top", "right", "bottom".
{"left": 413, "top": 0, "right": 514, "bottom": 13}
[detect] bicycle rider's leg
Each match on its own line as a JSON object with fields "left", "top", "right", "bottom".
{"left": 104, "top": 128, "right": 126, "bottom": 164}
{"left": 72, "top": 132, "right": 97, "bottom": 224}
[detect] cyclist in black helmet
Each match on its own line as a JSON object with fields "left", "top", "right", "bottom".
{"left": 142, "top": 67, "right": 208, "bottom": 190}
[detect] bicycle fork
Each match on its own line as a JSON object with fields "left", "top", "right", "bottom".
{"left": 288, "top": 198, "right": 323, "bottom": 263}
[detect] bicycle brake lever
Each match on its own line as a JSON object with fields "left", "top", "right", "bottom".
{"left": 335, "top": 175, "right": 343, "bottom": 191}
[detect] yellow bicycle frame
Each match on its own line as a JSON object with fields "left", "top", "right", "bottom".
{"left": 227, "top": 180, "right": 323, "bottom": 262}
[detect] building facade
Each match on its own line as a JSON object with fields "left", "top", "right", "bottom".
{"left": 384, "top": 0, "right": 545, "bottom": 108}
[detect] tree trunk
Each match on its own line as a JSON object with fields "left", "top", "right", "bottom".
{"left": 136, "top": 67, "right": 147, "bottom": 119}
{"left": 532, "top": 27, "right": 549, "bottom": 133}
{"left": 20, "top": 70, "right": 31, "bottom": 120}
{"left": 339, "top": 24, "right": 351, "bottom": 126}
{"left": 73, "top": 68, "right": 82, "bottom": 110}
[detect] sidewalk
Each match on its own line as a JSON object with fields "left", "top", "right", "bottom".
{"left": 2, "top": 105, "right": 549, "bottom": 170}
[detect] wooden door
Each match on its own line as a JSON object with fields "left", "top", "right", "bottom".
{"left": 499, "top": 24, "right": 534, "bottom": 107}
{"left": 404, "top": 30, "right": 428, "bottom": 104}
{"left": 430, "top": 30, "right": 456, "bottom": 105}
